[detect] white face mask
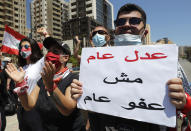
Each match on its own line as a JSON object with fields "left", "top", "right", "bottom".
{"left": 114, "top": 33, "right": 142, "bottom": 46}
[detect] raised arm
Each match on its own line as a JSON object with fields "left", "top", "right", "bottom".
{"left": 37, "top": 26, "right": 50, "bottom": 38}
{"left": 41, "top": 61, "right": 77, "bottom": 116}
{"left": 73, "top": 36, "right": 81, "bottom": 62}
{"left": 5, "top": 63, "right": 40, "bottom": 111}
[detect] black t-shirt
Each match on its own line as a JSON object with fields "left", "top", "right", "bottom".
{"left": 0, "top": 70, "right": 15, "bottom": 107}
{"left": 88, "top": 112, "right": 161, "bottom": 131}
{"left": 0, "top": 70, "right": 8, "bottom": 106}
{"left": 36, "top": 72, "right": 85, "bottom": 131}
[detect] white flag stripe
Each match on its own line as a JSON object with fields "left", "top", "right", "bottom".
{"left": 2, "top": 31, "right": 20, "bottom": 49}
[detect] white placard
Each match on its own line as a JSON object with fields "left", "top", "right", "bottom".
{"left": 78, "top": 44, "right": 178, "bottom": 127}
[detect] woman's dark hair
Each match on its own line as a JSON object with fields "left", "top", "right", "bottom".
{"left": 18, "top": 38, "right": 43, "bottom": 67}
{"left": 116, "top": 3, "right": 147, "bottom": 28}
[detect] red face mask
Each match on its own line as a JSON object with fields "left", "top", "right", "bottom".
{"left": 45, "top": 52, "right": 61, "bottom": 68}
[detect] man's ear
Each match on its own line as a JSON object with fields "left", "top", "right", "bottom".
{"left": 60, "top": 55, "right": 69, "bottom": 63}
{"left": 144, "top": 30, "right": 148, "bottom": 37}
{"left": 105, "top": 35, "right": 110, "bottom": 42}
{"left": 64, "top": 55, "right": 69, "bottom": 61}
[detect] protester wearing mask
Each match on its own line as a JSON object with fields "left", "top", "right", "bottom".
{"left": 90, "top": 26, "right": 110, "bottom": 47}
{"left": 72, "top": 26, "right": 111, "bottom": 131}
{"left": 6, "top": 37, "right": 86, "bottom": 131}
{"left": 17, "top": 38, "right": 44, "bottom": 131}
{"left": 73, "top": 26, "right": 110, "bottom": 63}
{"left": 70, "top": 3, "right": 191, "bottom": 131}
{"left": 0, "top": 57, "right": 13, "bottom": 131}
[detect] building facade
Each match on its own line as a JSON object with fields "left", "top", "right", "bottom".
{"left": 0, "top": 0, "right": 27, "bottom": 43}
{"left": 62, "top": 0, "right": 114, "bottom": 50}
{"left": 156, "top": 37, "right": 174, "bottom": 44}
{"left": 63, "top": 16, "right": 101, "bottom": 44}
{"left": 31, "top": 0, "right": 69, "bottom": 42}
{"left": 69, "top": 0, "right": 114, "bottom": 30}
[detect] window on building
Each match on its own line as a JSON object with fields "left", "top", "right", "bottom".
{"left": 53, "top": 23, "right": 60, "bottom": 27}
{"left": 14, "top": 13, "right": 19, "bottom": 17}
{"left": 14, "top": 7, "right": 19, "bottom": 11}
{"left": 0, "top": 2, "right": 3, "bottom": 6}
{"left": 6, "top": 3, "right": 12, "bottom": 8}
{"left": 53, "top": 28, "right": 60, "bottom": 32}
{"left": 0, "top": 28, "right": 4, "bottom": 31}
{"left": 14, "top": 1, "right": 18, "bottom": 4}
{"left": 86, "top": 10, "right": 92, "bottom": 14}
{"left": 72, "top": 8, "right": 76, "bottom": 12}
{"left": 53, "top": 2, "right": 59, "bottom": 7}
{"left": 53, "top": 18, "right": 60, "bottom": 22}
{"left": 53, "top": 8, "right": 60, "bottom": 13}
{"left": 7, "top": 10, "right": 13, "bottom": 14}
{"left": 53, "top": 33, "right": 60, "bottom": 37}
{"left": 4, "top": 22, "right": 13, "bottom": 26}
{"left": 71, "top": 2, "right": 76, "bottom": 6}
{"left": 86, "top": 3, "right": 92, "bottom": 8}
{"left": 72, "top": 15, "right": 77, "bottom": 18}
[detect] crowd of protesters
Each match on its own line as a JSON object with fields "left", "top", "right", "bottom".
{"left": 0, "top": 3, "right": 190, "bottom": 131}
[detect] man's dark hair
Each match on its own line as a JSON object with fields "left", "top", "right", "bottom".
{"left": 117, "top": 3, "right": 147, "bottom": 28}
{"left": 18, "top": 38, "right": 43, "bottom": 67}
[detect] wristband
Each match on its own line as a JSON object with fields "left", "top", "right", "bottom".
{"left": 181, "top": 93, "right": 191, "bottom": 114}
{"left": 14, "top": 86, "right": 28, "bottom": 96}
{"left": 46, "top": 83, "right": 57, "bottom": 92}
{"left": 16, "top": 79, "right": 27, "bottom": 88}
{"left": 14, "top": 79, "right": 28, "bottom": 96}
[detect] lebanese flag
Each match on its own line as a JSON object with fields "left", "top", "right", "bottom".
{"left": 1, "top": 25, "right": 25, "bottom": 55}
{"left": 1, "top": 25, "right": 43, "bottom": 55}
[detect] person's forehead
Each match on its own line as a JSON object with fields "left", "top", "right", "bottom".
{"left": 94, "top": 27, "right": 107, "bottom": 33}
{"left": 49, "top": 45, "right": 60, "bottom": 50}
{"left": 49, "top": 45, "right": 64, "bottom": 52}
{"left": 21, "top": 41, "right": 30, "bottom": 46}
{"left": 118, "top": 11, "right": 142, "bottom": 19}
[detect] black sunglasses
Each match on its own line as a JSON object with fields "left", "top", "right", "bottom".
{"left": 20, "top": 45, "right": 30, "bottom": 50}
{"left": 92, "top": 30, "right": 108, "bottom": 37}
{"left": 114, "top": 17, "right": 143, "bottom": 27}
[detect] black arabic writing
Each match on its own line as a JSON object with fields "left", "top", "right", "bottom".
{"left": 103, "top": 72, "right": 143, "bottom": 84}
{"left": 84, "top": 93, "right": 111, "bottom": 104}
{"left": 121, "top": 98, "right": 165, "bottom": 110}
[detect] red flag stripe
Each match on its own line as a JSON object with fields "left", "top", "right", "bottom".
{"left": 5, "top": 25, "right": 25, "bottom": 41}
{"left": 1, "top": 45, "right": 19, "bottom": 55}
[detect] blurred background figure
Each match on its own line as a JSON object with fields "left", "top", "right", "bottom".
{"left": 73, "top": 26, "right": 111, "bottom": 63}
{"left": 0, "top": 57, "right": 16, "bottom": 131}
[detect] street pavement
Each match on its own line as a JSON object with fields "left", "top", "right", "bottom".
{"left": 6, "top": 114, "right": 19, "bottom": 131}
{"left": 179, "top": 58, "right": 191, "bottom": 82}
{"left": 5, "top": 59, "right": 191, "bottom": 131}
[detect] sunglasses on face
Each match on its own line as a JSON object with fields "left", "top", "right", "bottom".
{"left": 92, "top": 30, "right": 108, "bottom": 37}
{"left": 20, "top": 45, "right": 30, "bottom": 50}
{"left": 114, "top": 17, "right": 143, "bottom": 27}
